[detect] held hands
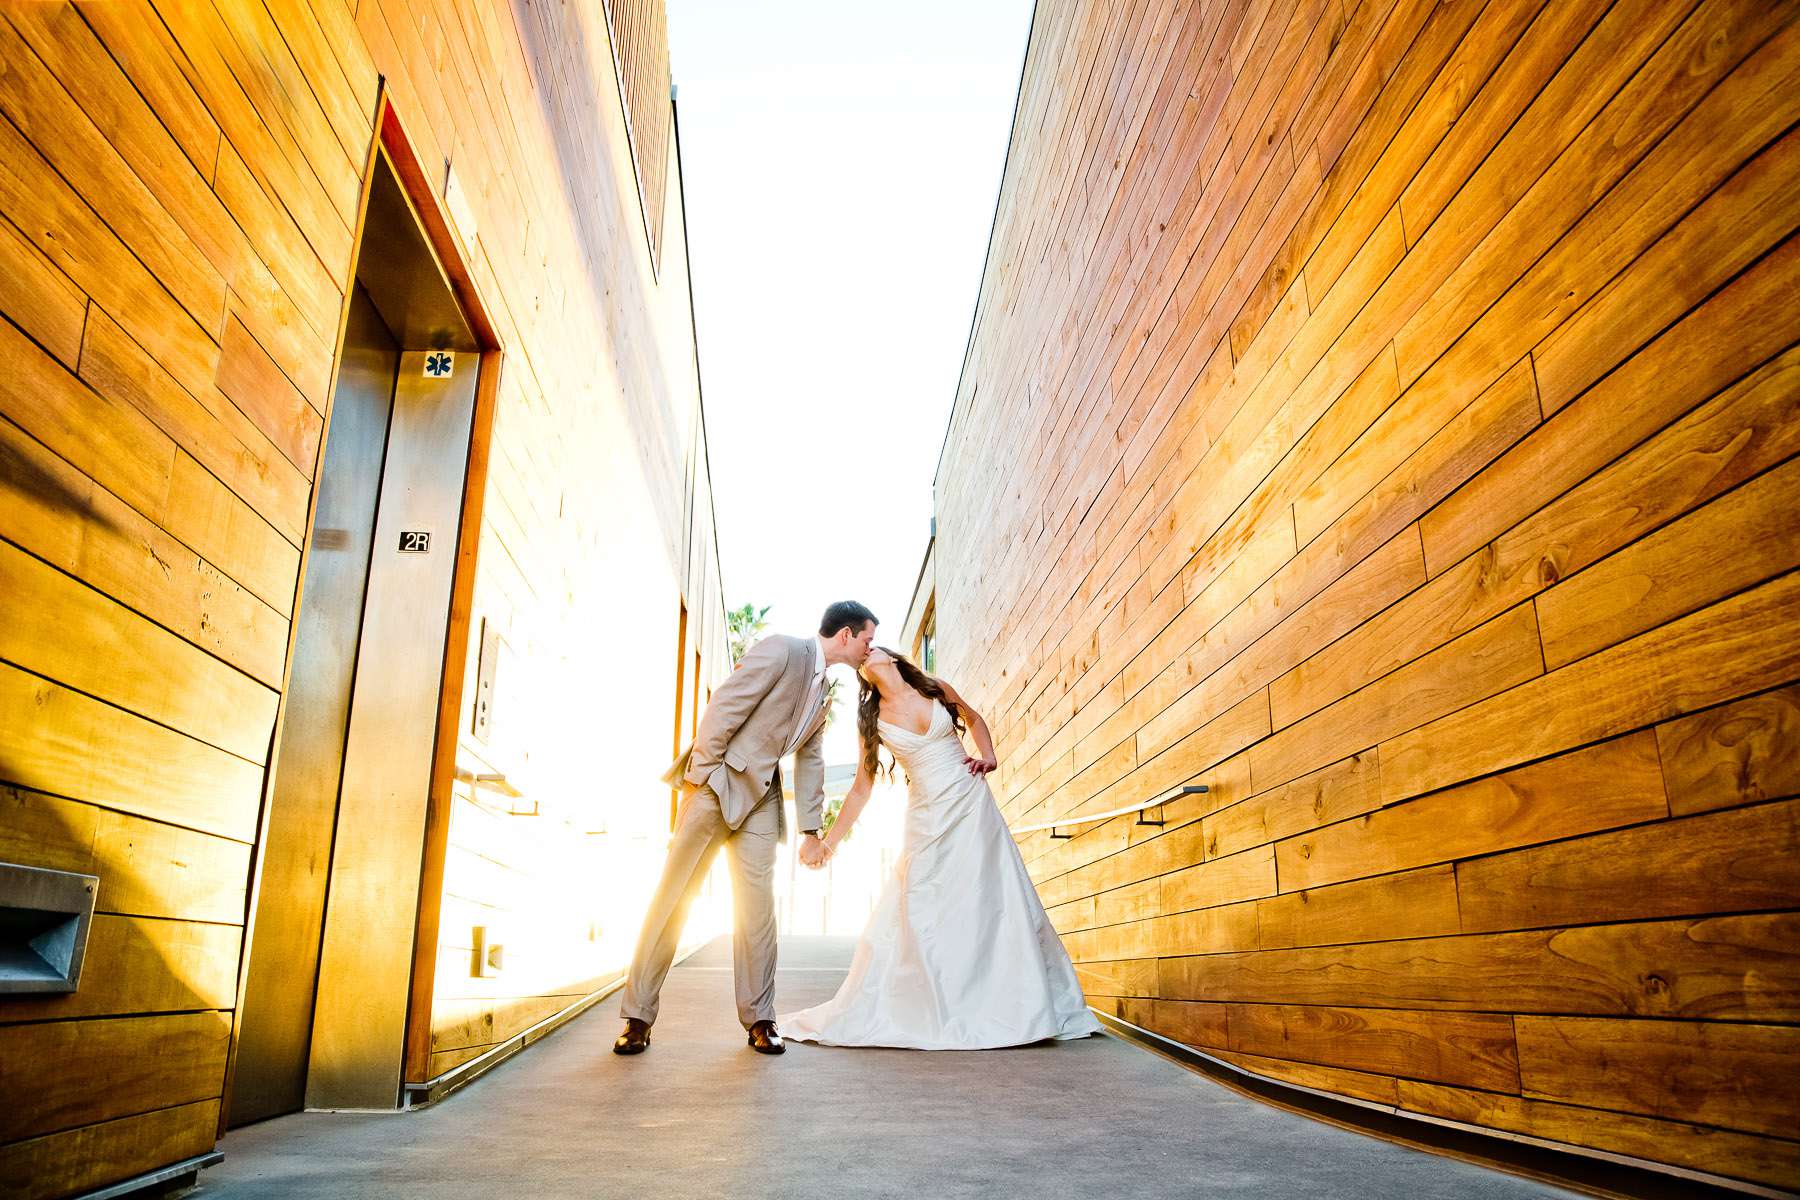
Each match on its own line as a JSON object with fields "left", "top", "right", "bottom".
{"left": 799, "top": 833, "right": 833, "bottom": 870}
{"left": 964, "top": 753, "right": 998, "bottom": 777}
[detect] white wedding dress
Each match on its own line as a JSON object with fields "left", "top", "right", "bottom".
{"left": 780, "top": 698, "right": 1102, "bottom": 1049}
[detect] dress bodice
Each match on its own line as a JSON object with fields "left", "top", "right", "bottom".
{"left": 877, "top": 699, "right": 971, "bottom": 794}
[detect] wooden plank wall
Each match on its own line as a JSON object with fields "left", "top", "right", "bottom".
{"left": 0, "top": 0, "right": 722, "bottom": 1194}
{"left": 602, "top": 0, "right": 672, "bottom": 266}
{"left": 0, "top": 0, "right": 369, "bottom": 1189}
{"left": 933, "top": 0, "right": 1800, "bottom": 1189}
{"left": 389, "top": 0, "right": 726, "bottom": 1081}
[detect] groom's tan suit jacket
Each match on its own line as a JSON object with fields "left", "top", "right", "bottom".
{"left": 661, "top": 633, "right": 829, "bottom": 838}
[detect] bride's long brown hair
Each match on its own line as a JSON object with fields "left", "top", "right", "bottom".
{"left": 857, "top": 646, "right": 966, "bottom": 778}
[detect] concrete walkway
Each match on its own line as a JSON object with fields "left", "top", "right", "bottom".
{"left": 200, "top": 936, "right": 1575, "bottom": 1199}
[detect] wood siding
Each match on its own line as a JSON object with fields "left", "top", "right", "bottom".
{"left": 934, "top": 0, "right": 1800, "bottom": 1189}
{"left": 602, "top": 0, "right": 672, "bottom": 267}
{"left": 0, "top": 1, "right": 722, "bottom": 1196}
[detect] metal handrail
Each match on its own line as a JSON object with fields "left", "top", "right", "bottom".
{"left": 1011, "top": 785, "right": 1209, "bottom": 837}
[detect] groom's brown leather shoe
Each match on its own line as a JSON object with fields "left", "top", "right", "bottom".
{"left": 747, "top": 1020, "right": 785, "bottom": 1055}
{"left": 613, "top": 1018, "right": 651, "bottom": 1055}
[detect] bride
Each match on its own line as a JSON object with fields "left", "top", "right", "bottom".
{"left": 778, "top": 646, "right": 1101, "bottom": 1049}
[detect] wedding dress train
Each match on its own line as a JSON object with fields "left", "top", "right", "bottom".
{"left": 779, "top": 699, "right": 1102, "bottom": 1049}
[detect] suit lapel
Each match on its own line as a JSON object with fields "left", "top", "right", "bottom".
{"left": 777, "top": 636, "right": 811, "bottom": 745}
{"left": 798, "top": 688, "right": 830, "bottom": 746}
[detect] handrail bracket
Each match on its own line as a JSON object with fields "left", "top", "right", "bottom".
{"left": 1137, "top": 783, "right": 1209, "bottom": 828}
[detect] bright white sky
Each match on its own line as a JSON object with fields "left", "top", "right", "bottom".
{"left": 668, "top": 0, "right": 1034, "bottom": 764}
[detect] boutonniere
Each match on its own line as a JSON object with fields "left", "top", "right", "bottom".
{"left": 822, "top": 677, "right": 844, "bottom": 725}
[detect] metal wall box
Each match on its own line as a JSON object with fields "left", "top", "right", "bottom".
{"left": 0, "top": 861, "right": 99, "bottom": 994}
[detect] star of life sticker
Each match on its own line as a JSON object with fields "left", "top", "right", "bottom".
{"left": 424, "top": 350, "right": 455, "bottom": 378}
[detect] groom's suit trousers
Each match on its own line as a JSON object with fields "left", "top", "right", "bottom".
{"left": 619, "top": 779, "right": 781, "bottom": 1029}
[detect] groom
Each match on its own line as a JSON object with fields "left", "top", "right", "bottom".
{"left": 614, "top": 600, "right": 878, "bottom": 1056}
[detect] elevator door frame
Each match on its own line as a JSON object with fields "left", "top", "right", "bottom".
{"left": 221, "top": 94, "right": 504, "bottom": 1129}
{"left": 228, "top": 286, "right": 402, "bottom": 1126}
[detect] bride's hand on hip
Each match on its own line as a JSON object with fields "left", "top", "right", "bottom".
{"left": 964, "top": 753, "right": 997, "bottom": 776}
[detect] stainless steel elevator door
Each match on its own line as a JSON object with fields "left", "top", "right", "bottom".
{"left": 230, "top": 287, "right": 398, "bottom": 1126}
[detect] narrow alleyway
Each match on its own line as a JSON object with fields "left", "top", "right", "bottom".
{"left": 197, "top": 937, "right": 1575, "bottom": 1199}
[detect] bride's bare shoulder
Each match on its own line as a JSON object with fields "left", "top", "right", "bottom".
{"left": 934, "top": 676, "right": 979, "bottom": 718}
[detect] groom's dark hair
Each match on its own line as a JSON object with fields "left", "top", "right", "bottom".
{"left": 820, "top": 600, "right": 877, "bottom": 638}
